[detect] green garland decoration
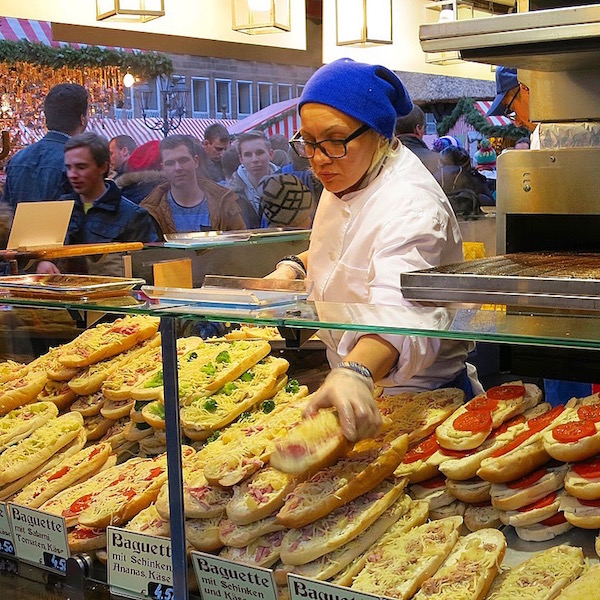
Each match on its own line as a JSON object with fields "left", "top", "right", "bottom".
{"left": 436, "top": 97, "right": 529, "bottom": 139}
{"left": 0, "top": 39, "right": 172, "bottom": 79}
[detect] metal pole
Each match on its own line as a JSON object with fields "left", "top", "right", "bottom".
{"left": 160, "top": 317, "right": 188, "bottom": 600}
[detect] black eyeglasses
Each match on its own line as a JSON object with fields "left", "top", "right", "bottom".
{"left": 289, "top": 124, "right": 370, "bottom": 159}
{"left": 503, "top": 86, "right": 521, "bottom": 118}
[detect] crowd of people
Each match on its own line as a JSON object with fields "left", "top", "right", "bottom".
{"left": 0, "top": 72, "right": 531, "bottom": 278}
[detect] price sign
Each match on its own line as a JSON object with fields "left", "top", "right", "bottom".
{"left": 107, "top": 527, "right": 173, "bottom": 599}
{"left": 288, "top": 575, "right": 382, "bottom": 600}
{"left": 147, "top": 582, "right": 174, "bottom": 600}
{"left": 8, "top": 503, "right": 68, "bottom": 574}
{"left": 191, "top": 551, "right": 278, "bottom": 600}
{"left": 0, "top": 503, "right": 15, "bottom": 556}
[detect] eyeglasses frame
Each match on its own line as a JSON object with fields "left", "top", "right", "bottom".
{"left": 289, "top": 123, "right": 371, "bottom": 159}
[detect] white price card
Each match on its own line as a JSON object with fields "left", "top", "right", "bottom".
{"left": 8, "top": 503, "right": 69, "bottom": 574}
{"left": 191, "top": 551, "right": 278, "bottom": 600}
{"left": 0, "top": 502, "right": 15, "bottom": 556}
{"left": 107, "top": 526, "right": 173, "bottom": 600}
{"left": 288, "top": 575, "right": 382, "bottom": 600}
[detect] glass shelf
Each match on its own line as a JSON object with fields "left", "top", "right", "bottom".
{"left": 3, "top": 292, "right": 600, "bottom": 350}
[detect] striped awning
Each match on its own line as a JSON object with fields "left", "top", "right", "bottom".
{"left": 474, "top": 100, "right": 513, "bottom": 127}
{"left": 230, "top": 98, "right": 299, "bottom": 140}
{"left": 88, "top": 117, "right": 238, "bottom": 143}
{"left": 0, "top": 16, "right": 131, "bottom": 51}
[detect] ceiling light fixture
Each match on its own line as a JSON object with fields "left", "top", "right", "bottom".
{"left": 232, "top": 0, "right": 291, "bottom": 35}
{"left": 96, "top": 0, "right": 165, "bottom": 23}
{"left": 335, "top": 0, "right": 393, "bottom": 47}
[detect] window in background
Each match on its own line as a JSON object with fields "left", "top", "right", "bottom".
{"left": 216, "top": 79, "right": 232, "bottom": 119}
{"left": 277, "top": 83, "right": 292, "bottom": 102}
{"left": 258, "top": 82, "right": 273, "bottom": 110}
{"left": 191, "top": 77, "right": 210, "bottom": 118}
{"left": 296, "top": 84, "right": 305, "bottom": 97}
{"left": 237, "top": 81, "right": 253, "bottom": 118}
{"left": 425, "top": 112, "right": 438, "bottom": 135}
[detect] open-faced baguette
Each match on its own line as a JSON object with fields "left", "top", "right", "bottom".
{"left": 68, "top": 525, "right": 106, "bottom": 553}
{"left": 155, "top": 471, "right": 232, "bottom": 520}
{"left": 57, "top": 315, "right": 160, "bottom": 368}
{"left": 438, "top": 403, "right": 551, "bottom": 481}
{"left": 126, "top": 504, "right": 170, "bottom": 537}
{"left": 12, "top": 442, "right": 112, "bottom": 508}
{"left": 181, "top": 356, "right": 289, "bottom": 435}
{"left": 412, "top": 528, "right": 506, "bottom": 600}
{"left": 435, "top": 382, "right": 541, "bottom": 451}
{"left": 36, "top": 379, "right": 77, "bottom": 410}
{"left": 556, "top": 563, "right": 600, "bottom": 599}
{"left": 227, "top": 467, "right": 297, "bottom": 525}
{"left": 0, "top": 369, "right": 48, "bottom": 416}
{"left": 0, "top": 360, "right": 26, "bottom": 384}
{"left": 0, "top": 401, "right": 58, "bottom": 449}
{"left": 270, "top": 408, "right": 351, "bottom": 475}
{"left": 219, "top": 530, "right": 285, "bottom": 569}
{"left": 543, "top": 398, "right": 600, "bottom": 462}
{"left": 491, "top": 462, "right": 568, "bottom": 510}
{"left": 277, "top": 435, "right": 408, "bottom": 528}
{"left": 39, "top": 460, "right": 143, "bottom": 526}
{"left": 274, "top": 495, "right": 423, "bottom": 585}
{"left": 67, "top": 333, "right": 161, "bottom": 396}
{"left": 477, "top": 404, "right": 571, "bottom": 483}
{"left": 486, "top": 545, "right": 584, "bottom": 600}
{"left": 218, "top": 515, "right": 286, "bottom": 547}
{"left": 564, "top": 456, "right": 600, "bottom": 500}
{"left": 132, "top": 339, "right": 272, "bottom": 401}
{"left": 70, "top": 390, "right": 106, "bottom": 417}
{"left": 185, "top": 517, "right": 223, "bottom": 551}
{"left": 350, "top": 516, "right": 463, "bottom": 599}
{"left": 279, "top": 479, "right": 406, "bottom": 566}
{"left": 77, "top": 455, "right": 169, "bottom": 528}
{"left": 0, "top": 411, "right": 84, "bottom": 486}
{"left": 0, "top": 428, "right": 86, "bottom": 500}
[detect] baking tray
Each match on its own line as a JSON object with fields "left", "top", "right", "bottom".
{"left": 401, "top": 253, "right": 600, "bottom": 311}
{"left": 0, "top": 274, "right": 145, "bottom": 300}
{"left": 163, "top": 228, "right": 310, "bottom": 248}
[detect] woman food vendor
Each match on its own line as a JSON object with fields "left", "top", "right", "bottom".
{"left": 268, "top": 58, "right": 482, "bottom": 441}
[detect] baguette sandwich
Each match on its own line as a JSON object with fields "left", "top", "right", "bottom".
{"left": 0, "top": 401, "right": 58, "bottom": 449}
{"left": 486, "top": 545, "right": 584, "bottom": 599}
{"left": 564, "top": 456, "right": 600, "bottom": 500}
{"left": 499, "top": 490, "right": 565, "bottom": 527}
{"left": 412, "top": 528, "right": 506, "bottom": 600}
{"left": 514, "top": 511, "right": 573, "bottom": 541}
{"left": 561, "top": 492, "right": 600, "bottom": 528}
{"left": 435, "top": 382, "right": 541, "bottom": 451}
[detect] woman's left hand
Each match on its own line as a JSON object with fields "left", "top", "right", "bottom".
{"left": 304, "top": 367, "right": 381, "bottom": 442}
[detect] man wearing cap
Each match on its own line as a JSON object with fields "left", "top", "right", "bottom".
{"left": 267, "top": 58, "right": 481, "bottom": 442}
{"left": 487, "top": 66, "right": 537, "bottom": 134}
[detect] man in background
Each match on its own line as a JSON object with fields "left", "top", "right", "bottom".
{"left": 3, "top": 83, "right": 88, "bottom": 208}
{"left": 109, "top": 134, "right": 137, "bottom": 177}
{"left": 37, "top": 132, "right": 158, "bottom": 275}
{"left": 394, "top": 105, "right": 439, "bottom": 175}
{"left": 203, "top": 123, "right": 231, "bottom": 182}
{"left": 514, "top": 136, "right": 531, "bottom": 150}
{"left": 141, "top": 135, "right": 245, "bottom": 236}
{"left": 227, "top": 131, "right": 278, "bottom": 228}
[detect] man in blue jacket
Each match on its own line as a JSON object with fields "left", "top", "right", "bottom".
{"left": 37, "top": 132, "right": 158, "bottom": 276}
{"left": 3, "top": 83, "right": 88, "bottom": 208}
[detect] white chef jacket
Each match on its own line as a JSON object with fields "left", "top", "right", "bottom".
{"left": 307, "top": 143, "right": 475, "bottom": 393}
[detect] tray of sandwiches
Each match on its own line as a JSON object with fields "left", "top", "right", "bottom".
{"left": 0, "top": 274, "right": 145, "bottom": 300}
{"left": 401, "top": 252, "right": 600, "bottom": 311}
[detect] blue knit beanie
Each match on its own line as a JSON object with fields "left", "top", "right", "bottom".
{"left": 299, "top": 58, "right": 413, "bottom": 140}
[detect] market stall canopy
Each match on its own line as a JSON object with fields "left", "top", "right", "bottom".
{"left": 229, "top": 98, "right": 299, "bottom": 139}
{"left": 473, "top": 100, "right": 512, "bottom": 127}
{"left": 0, "top": 16, "right": 131, "bottom": 51}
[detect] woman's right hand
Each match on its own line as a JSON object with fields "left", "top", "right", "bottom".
{"left": 304, "top": 367, "right": 382, "bottom": 442}
{"left": 264, "top": 264, "right": 298, "bottom": 280}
